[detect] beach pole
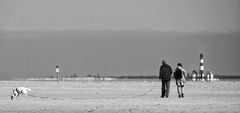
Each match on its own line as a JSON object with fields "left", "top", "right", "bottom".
{"left": 56, "top": 66, "right": 60, "bottom": 83}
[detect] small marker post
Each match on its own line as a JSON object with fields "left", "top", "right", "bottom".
{"left": 56, "top": 66, "right": 60, "bottom": 83}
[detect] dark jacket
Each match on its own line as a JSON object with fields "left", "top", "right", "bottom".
{"left": 159, "top": 64, "right": 172, "bottom": 81}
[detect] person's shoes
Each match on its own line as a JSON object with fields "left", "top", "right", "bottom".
{"left": 165, "top": 96, "right": 168, "bottom": 98}
{"left": 181, "top": 93, "right": 184, "bottom": 98}
{"left": 178, "top": 95, "right": 181, "bottom": 98}
{"left": 161, "top": 95, "right": 164, "bottom": 98}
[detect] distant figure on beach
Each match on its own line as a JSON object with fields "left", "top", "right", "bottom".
{"left": 159, "top": 60, "right": 173, "bottom": 98}
{"left": 174, "top": 63, "right": 186, "bottom": 98}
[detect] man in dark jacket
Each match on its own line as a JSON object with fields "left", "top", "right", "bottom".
{"left": 159, "top": 60, "right": 172, "bottom": 98}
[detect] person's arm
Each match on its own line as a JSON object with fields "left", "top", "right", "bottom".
{"left": 181, "top": 68, "right": 187, "bottom": 83}
{"left": 159, "top": 66, "right": 162, "bottom": 80}
{"left": 173, "top": 68, "right": 176, "bottom": 79}
{"left": 170, "top": 67, "right": 173, "bottom": 77}
{"left": 182, "top": 69, "right": 187, "bottom": 77}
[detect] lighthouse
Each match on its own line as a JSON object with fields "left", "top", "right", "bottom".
{"left": 199, "top": 53, "right": 204, "bottom": 80}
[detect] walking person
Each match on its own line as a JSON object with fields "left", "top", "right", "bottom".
{"left": 159, "top": 60, "right": 173, "bottom": 98}
{"left": 174, "top": 63, "right": 186, "bottom": 98}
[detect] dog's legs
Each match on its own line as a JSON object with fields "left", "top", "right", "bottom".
{"left": 16, "top": 94, "right": 20, "bottom": 100}
{"left": 16, "top": 95, "right": 18, "bottom": 100}
{"left": 24, "top": 93, "right": 28, "bottom": 99}
{"left": 20, "top": 93, "right": 24, "bottom": 100}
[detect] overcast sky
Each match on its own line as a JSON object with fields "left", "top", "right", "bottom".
{"left": 0, "top": 0, "right": 239, "bottom": 32}
{"left": 0, "top": 0, "right": 240, "bottom": 79}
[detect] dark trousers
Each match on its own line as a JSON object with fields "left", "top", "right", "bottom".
{"left": 161, "top": 80, "right": 170, "bottom": 97}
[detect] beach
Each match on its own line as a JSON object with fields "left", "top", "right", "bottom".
{"left": 0, "top": 80, "right": 240, "bottom": 113}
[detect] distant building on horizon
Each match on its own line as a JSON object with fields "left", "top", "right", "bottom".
{"left": 190, "top": 53, "right": 218, "bottom": 82}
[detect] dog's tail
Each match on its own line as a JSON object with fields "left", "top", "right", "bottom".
{"left": 26, "top": 88, "right": 31, "bottom": 91}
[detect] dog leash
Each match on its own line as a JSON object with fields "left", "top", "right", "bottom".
{"left": 28, "top": 80, "right": 160, "bottom": 100}
{"left": 28, "top": 94, "right": 66, "bottom": 100}
{"left": 127, "top": 80, "right": 160, "bottom": 98}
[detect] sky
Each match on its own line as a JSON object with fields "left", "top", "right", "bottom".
{"left": 0, "top": 0, "right": 239, "bottom": 32}
{"left": 0, "top": 0, "right": 240, "bottom": 80}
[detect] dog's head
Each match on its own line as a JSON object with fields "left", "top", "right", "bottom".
{"left": 10, "top": 95, "right": 15, "bottom": 100}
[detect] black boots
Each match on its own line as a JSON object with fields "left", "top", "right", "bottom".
{"left": 178, "top": 93, "right": 184, "bottom": 98}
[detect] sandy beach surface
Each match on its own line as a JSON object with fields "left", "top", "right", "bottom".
{"left": 0, "top": 80, "right": 240, "bottom": 113}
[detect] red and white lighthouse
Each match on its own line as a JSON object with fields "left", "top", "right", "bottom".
{"left": 199, "top": 53, "right": 204, "bottom": 80}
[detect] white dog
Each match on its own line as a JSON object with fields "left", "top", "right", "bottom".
{"left": 10, "top": 87, "right": 31, "bottom": 100}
